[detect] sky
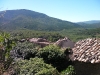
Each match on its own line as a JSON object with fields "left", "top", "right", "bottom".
{"left": 0, "top": 0, "right": 100, "bottom": 22}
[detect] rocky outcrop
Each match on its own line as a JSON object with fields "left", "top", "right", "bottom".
{"left": 72, "top": 38, "right": 100, "bottom": 63}
{"left": 54, "top": 37, "right": 75, "bottom": 49}
{"left": 28, "top": 37, "right": 75, "bottom": 48}
{"left": 29, "top": 38, "right": 48, "bottom": 43}
{"left": 29, "top": 38, "right": 50, "bottom": 47}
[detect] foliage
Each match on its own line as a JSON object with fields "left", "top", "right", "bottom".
{"left": 11, "top": 30, "right": 64, "bottom": 42}
{"left": 36, "top": 45, "right": 68, "bottom": 71}
{"left": 14, "top": 57, "right": 60, "bottom": 75}
{"left": 11, "top": 42, "right": 38, "bottom": 60}
{"left": 0, "top": 32, "right": 15, "bottom": 74}
{"left": 10, "top": 27, "right": 100, "bottom": 42}
{"left": 78, "top": 22, "right": 100, "bottom": 28}
{"left": 59, "top": 28, "right": 100, "bottom": 42}
{"left": 0, "top": 32, "right": 15, "bottom": 59}
{"left": 61, "top": 65, "right": 75, "bottom": 75}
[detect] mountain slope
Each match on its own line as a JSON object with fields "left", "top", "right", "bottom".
{"left": 0, "top": 9, "right": 81, "bottom": 31}
{"left": 77, "top": 20, "right": 100, "bottom": 24}
{"left": 77, "top": 20, "right": 100, "bottom": 28}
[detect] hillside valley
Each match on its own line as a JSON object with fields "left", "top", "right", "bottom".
{"left": 0, "top": 9, "right": 100, "bottom": 42}
{"left": 0, "top": 9, "right": 100, "bottom": 75}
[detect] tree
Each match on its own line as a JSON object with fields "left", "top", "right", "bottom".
{"left": 0, "top": 32, "right": 15, "bottom": 74}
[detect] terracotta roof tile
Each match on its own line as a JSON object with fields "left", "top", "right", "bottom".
{"left": 72, "top": 38, "right": 100, "bottom": 63}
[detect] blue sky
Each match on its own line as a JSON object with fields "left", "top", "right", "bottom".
{"left": 0, "top": 0, "right": 100, "bottom": 22}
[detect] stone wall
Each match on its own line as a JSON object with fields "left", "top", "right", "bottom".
{"left": 74, "top": 61, "right": 100, "bottom": 75}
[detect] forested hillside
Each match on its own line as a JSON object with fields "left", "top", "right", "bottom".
{"left": 0, "top": 9, "right": 100, "bottom": 42}
{"left": 77, "top": 20, "right": 100, "bottom": 28}
{"left": 0, "top": 9, "right": 81, "bottom": 31}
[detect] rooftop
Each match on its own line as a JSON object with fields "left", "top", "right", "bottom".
{"left": 72, "top": 38, "right": 100, "bottom": 63}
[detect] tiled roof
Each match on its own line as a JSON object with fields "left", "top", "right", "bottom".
{"left": 72, "top": 38, "right": 100, "bottom": 63}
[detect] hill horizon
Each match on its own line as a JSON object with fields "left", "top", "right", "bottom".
{"left": 0, "top": 9, "right": 81, "bottom": 31}
{"left": 1, "top": 9, "right": 100, "bottom": 22}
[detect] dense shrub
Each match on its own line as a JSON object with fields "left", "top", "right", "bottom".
{"left": 0, "top": 32, "right": 15, "bottom": 74}
{"left": 36, "top": 45, "right": 69, "bottom": 71}
{"left": 11, "top": 42, "right": 38, "bottom": 60}
{"left": 61, "top": 65, "right": 75, "bottom": 75}
{"left": 14, "top": 57, "right": 60, "bottom": 75}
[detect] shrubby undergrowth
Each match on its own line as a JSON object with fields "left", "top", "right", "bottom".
{"left": 0, "top": 32, "right": 15, "bottom": 74}
{"left": 11, "top": 42, "right": 74, "bottom": 73}
{"left": 36, "top": 45, "right": 71, "bottom": 71}
{"left": 61, "top": 65, "right": 75, "bottom": 75}
{"left": 11, "top": 42, "right": 38, "bottom": 60}
{"left": 14, "top": 57, "right": 60, "bottom": 75}
{"left": 6, "top": 40, "right": 74, "bottom": 75}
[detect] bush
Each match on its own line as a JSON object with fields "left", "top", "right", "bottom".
{"left": 14, "top": 57, "right": 60, "bottom": 75}
{"left": 11, "top": 42, "right": 38, "bottom": 60}
{"left": 36, "top": 45, "right": 68, "bottom": 71}
{"left": 0, "top": 32, "right": 15, "bottom": 74}
{"left": 61, "top": 65, "right": 75, "bottom": 75}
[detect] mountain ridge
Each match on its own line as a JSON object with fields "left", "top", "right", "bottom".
{"left": 77, "top": 20, "right": 100, "bottom": 24}
{"left": 0, "top": 9, "right": 81, "bottom": 31}
{"left": 77, "top": 20, "right": 100, "bottom": 28}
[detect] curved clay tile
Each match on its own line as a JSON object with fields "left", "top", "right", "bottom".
{"left": 72, "top": 38, "right": 100, "bottom": 63}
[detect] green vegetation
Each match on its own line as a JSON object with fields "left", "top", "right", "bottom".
{"left": 12, "top": 44, "right": 74, "bottom": 75}
{"left": 0, "top": 9, "right": 80, "bottom": 31}
{"left": 0, "top": 32, "right": 15, "bottom": 74}
{"left": 77, "top": 20, "right": 100, "bottom": 28}
{"left": 59, "top": 28, "right": 100, "bottom": 42}
{"left": 0, "top": 9, "right": 100, "bottom": 75}
{"left": 9, "top": 27, "right": 100, "bottom": 42}
{"left": 61, "top": 65, "right": 75, "bottom": 75}
{"left": 2, "top": 27, "right": 100, "bottom": 75}
{"left": 37, "top": 45, "right": 68, "bottom": 71}
{"left": 1, "top": 9, "right": 100, "bottom": 42}
{"left": 12, "top": 43, "right": 72, "bottom": 72}
{"left": 57, "top": 28, "right": 89, "bottom": 42}
{"left": 14, "top": 57, "right": 60, "bottom": 75}
{"left": 10, "top": 29, "right": 64, "bottom": 42}
{"left": 12, "top": 42, "right": 38, "bottom": 60}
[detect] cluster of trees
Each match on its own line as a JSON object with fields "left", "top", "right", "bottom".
{"left": 60, "top": 28, "right": 100, "bottom": 42}
{"left": 0, "top": 32, "right": 75, "bottom": 75}
{"left": 11, "top": 30, "right": 64, "bottom": 42}
{"left": 14, "top": 57, "right": 74, "bottom": 75}
{"left": 1, "top": 27, "right": 100, "bottom": 75}
{"left": 12, "top": 42, "right": 75, "bottom": 75}
{"left": 14, "top": 57, "right": 60, "bottom": 75}
{"left": 9, "top": 27, "right": 100, "bottom": 43}
{"left": 75, "top": 28, "right": 100, "bottom": 38}
{"left": 2, "top": 26, "right": 100, "bottom": 74}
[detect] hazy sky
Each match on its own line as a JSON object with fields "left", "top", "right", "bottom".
{"left": 0, "top": 0, "right": 100, "bottom": 22}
